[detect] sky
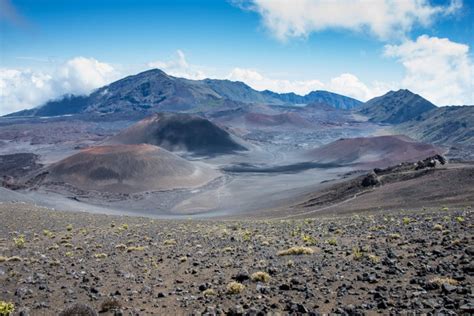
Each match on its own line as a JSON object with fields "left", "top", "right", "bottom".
{"left": 0, "top": 0, "right": 473, "bottom": 115}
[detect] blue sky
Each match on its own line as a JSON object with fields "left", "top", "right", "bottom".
{"left": 0, "top": 0, "right": 473, "bottom": 114}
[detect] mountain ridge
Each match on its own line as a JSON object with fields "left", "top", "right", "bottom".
{"left": 5, "top": 68, "right": 362, "bottom": 117}
{"left": 359, "top": 89, "right": 436, "bottom": 124}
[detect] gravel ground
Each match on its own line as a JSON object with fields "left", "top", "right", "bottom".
{"left": 0, "top": 202, "right": 472, "bottom": 315}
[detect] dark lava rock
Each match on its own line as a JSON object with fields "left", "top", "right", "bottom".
{"left": 442, "top": 283, "right": 457, "bottom": 293}
{"left": 233, "top": 269, "right": 250, "bottom": 282}
{"left": 361, "top": 172, "right": 380, "bottom": 187}
{"left": 279, "top": 284, "right": 291, "bottom": 291}
{"left": 227, "top": 304, "right": 244, "bottom": 315}
{"left": 198, "top": 283, "right": 209, "bottom": 291}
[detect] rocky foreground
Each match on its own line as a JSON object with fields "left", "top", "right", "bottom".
{"left": 0, "top": 203, "right": 473, "bottom": 315}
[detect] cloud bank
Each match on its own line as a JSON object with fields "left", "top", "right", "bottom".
{"left": 0, "top": 57, "right": 118, "bottom": 115}
{"left": 227, "top": 68, "right": 392, "bottom": 101}
{"left": 242, "top": 0, "right": 462, "bottom": 41}
{"left": 385, "top": 35, "right": 474, "bottom": 106}
{"left": 1, "top": 43, "right": 472, "bottom": 116}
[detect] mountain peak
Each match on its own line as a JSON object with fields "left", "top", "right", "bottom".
{"left": 133, "top": 68, "right": 170, "bottom": 79}
{"left": 7, "top": 68, "right": 362, "bottom": 117}
{"left": 360, "top": 89, "right": 436, "bottom": 124}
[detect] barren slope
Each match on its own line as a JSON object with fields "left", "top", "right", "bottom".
{"left": 306, "top": 135, "right": 442, "bottom": 168}
{"left": 46, "top": 144, "right": 219, "bottom": 193}
{"left": 108, "top": 113, "right": 247, "bottom": 155}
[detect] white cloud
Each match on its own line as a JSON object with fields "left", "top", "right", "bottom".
{"left": 0, "top": 57, "right": 119, "bottom": 115}
{"left": 384, "top": 35, "right": 474, "bottom": 105}
{"left": 57, "top": 57, "right": 117, "bottom": 94}
{"left": 242, "top": 0, "right": 462, "bottom": 41}
{"left": 227, "top": 68, "right": 391, "bottom": 101}
{"left": 227, "top": 67, "right": 325, "bottom": 95}
{"left": 148, "top": 50, "right": 206, "bottom": 80}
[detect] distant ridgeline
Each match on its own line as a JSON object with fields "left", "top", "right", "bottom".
{"left": 6, "top": 69, "right": 362, "bottom": 118}
{"left": 6, "top": 69, "right": 472, "bottom": 147}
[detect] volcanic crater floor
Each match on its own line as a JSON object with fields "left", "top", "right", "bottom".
{"left": 0, "top": 203, "right": 473, "bottom": 315}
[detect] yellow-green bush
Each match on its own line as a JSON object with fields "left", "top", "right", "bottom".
{"left": 251, "top": 271, "right": 271, "bottom": 283}
{"left": 278, "top": 246, "right": 314, "bottom": 256}
{"left": 226, "top": 281, "right": 245, "bottom": 294}
{"left": 0, "top": 301, "right": 15, "bottom": 315}
{"left": 13, "top": 235, "right": 25, "bottom": 248}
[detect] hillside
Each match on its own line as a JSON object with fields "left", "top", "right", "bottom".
{"left": 44, "top": 144, "right": 218, "bottom": 193}
{"left": 305, "top": 135, "right": 442, "bottom": 168}
{"left": 6, "top": 69, "right": 362, "bottom": 117}
{"left": 107, "top": 112, "right": 247, "bottom": 155}
{"left": 399, "top": 105, "right": 474, "bottom": 146}
{"left": 261, "top": 90, "right": 362, "bottom": 109}
{"left": 360, "top": 89, "right": 436, "bottom": 124}
{"left": 108, "top": 113, "right": 246, "bottom": 156}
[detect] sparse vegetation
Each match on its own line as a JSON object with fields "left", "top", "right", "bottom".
{"left": 117, "top": 223, "right": 129, "bottom": 232}
{"left": 251, "top": 271, "right": 271, "bottom": 283}
{"left": 0, "top": 301, "right": 15, "bottom": 316}
{"left": 127, "top": 246, "right": 145, "bottom": 252}
{"left": 368, "top": 254, "right": 380, "bottom": 264}
{"left": 388, "top": 233, "right": 401, "bottom": 240}
{"left": 6, "top": 256, "right": 22, "bottom": 262}
{"left": 43, "top": 229, "right": 54, "bottom": 238}
{"left": 94, "top": 253, "right": 108, "bottom": 259}
{"left": 163, "top": 239, "right": 176, "bottom": 246}
{"left": 226, "top": 281, "right": 245, "bottom": 294}
{"left": 115, "top": 244, "right": 127, "bottom": 251}
{"left": 278, "top": 246, "right": 314, "bottom": 256}
{"left": 433, "top": 223, "right": 443, "bottom": 231}
{"left": 301, "top": 234, "right": 317, "bottom": 245}
{"left": 203, "top": 288, "right": 217, "bottom": 296}
{"left": 326, "top": 238, "right": 337, "bottom": 246}
{"left": 13, "top": 235, "right": 26, "bottom": 248}
{"left": 0, "top": 203, "right": 472, "bottom": 314}
{"left": 429, "top": 276, "right": 459, "bottom": 286}
{"left": 352, "top": 247, "right": 363, "bottom": 260}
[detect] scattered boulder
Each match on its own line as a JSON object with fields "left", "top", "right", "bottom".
{"left": 361, "top": 172, "right": 380, "bottom": 187}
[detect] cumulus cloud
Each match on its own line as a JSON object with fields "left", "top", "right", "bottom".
{"left": 57, "top": 57, "right": 117, "bottom": 94}
{"left": 0, "top": 57, "right": 118, "bottom": 115}
{"left": 227, "top": 67, "right": 325, "bottom": 95}
{"left": 384, "top": 35, "right": 474, "bottom": 105}
{"left": 240, "top": 0, "right": 462, "bottom": 41}
{"left": 227, "top": 68, "right": 391, "bottom": 101}
{"left": 148, "top": 50, "right": 206, "bottom": 80}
